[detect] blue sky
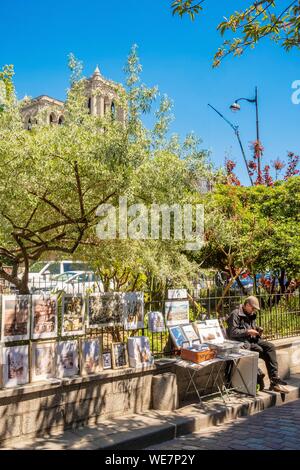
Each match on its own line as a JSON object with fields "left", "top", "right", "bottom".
{"left": 1, "top": 0, "right": 300, "bottom": 184}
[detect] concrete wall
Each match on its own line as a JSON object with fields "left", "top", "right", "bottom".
{"left": 258, "top": 337, "right": 300, "bottom": 387}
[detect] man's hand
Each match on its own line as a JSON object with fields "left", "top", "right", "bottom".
{"left": 247, "top": 329, "right": 260, "bottom": 337}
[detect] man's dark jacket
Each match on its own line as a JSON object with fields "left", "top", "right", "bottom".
{"left": 227, "top": 304, "right": 258, "bottom": 345}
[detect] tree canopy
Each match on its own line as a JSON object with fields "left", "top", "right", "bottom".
{"left": 0, "top": 47, "right": 212, "bottom": 293}
{"left": 199, "top": 177, "right": 300, "bottom": 283}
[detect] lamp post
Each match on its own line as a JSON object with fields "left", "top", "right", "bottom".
{"left": 230, "top": 86, "right": 261, "bottom": 177}
{"left": 208, "top": 103, "right": 254, "bottom": 186}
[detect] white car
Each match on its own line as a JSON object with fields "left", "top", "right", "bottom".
{"left": 54, "top": 272, "right": 104, "bottom": 295}
{"left": 28, "top": 261, "right": 91, "bottom": 292}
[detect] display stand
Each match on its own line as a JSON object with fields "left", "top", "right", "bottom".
{"left": 175, "top": 349, "right": 259, "bottom": 405}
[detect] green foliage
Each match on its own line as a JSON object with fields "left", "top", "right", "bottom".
{"left": 199, "top": 178, "right": 300, "bottom": 277}
{"left": 171, "top": 0, "right": 204, "bottom": 21}
{"left": 0, "top": 47, "right": 212, "bottom": 294}
{"left": 171, "top": 1, "right": 300, "bottom": 66}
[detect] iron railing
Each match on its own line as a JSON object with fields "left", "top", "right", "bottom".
{"left": 0, "top": 289, "right": 299, "bottom": 357}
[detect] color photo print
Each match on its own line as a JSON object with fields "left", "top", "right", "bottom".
{"left": 168, "top": 325, "right": 188, "bottom": 349}
{"left": 1, "top": 295, "right": 30, "bottom": 342}
{"left": 87, "top": 292, "right": 124, "bottom": 328}
{"left": 111, "top": 342, "right": 128, "bottom": 369}
{"left": 57, "top": 341, "right": 79, "bottom": 378}
{"left": 62, "top": 294, "right": 85, "bottom": 336}
{"left": 80, "top": 338, "right": 102, "bottom": 375}
{"left": 2, "top": 345, "right": 29, "bottom": 388}
{"left": 127, "top": 336, "right": 154, "bottom": 368}
{"left": 123, "top": 292, "right": 144, "bottom": 330}
{"left": 148, "top": 311, "right": 166, "bottom": 333}
{"left": 32, "top": 294, "right": 58, "bottom": 339}
{"left": 164, "top": 300, "right": 189, "bottom": 327}
{"left": 31, "top": 341, "right": 57, "bottom": 382}
{"left": 102, "top": 350, "right": 112, "bottom": 370}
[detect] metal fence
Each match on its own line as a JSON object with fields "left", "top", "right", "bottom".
{"left": 144, "top": 290, "right": 300, "bottom": 356}
{"left": 0, "top": 285, "right": 300, "bottom": 359}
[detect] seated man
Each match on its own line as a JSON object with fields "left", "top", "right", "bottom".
{"left": 227, "top": 296, "right": 289, "bottom": 394}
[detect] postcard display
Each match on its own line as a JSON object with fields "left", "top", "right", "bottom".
{"left": 0, "top": 291, "right": 151, "bottom": 388}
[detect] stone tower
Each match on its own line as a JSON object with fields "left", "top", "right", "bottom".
{"left": 20, "top": 66, "right": 125, "bottom": 129}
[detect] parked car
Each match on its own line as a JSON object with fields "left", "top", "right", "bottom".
{"left": 52, "top": 271, "right": 104, "bottom": 295}
{"left": 28, "top": 261, "right": 91, "bottom": 292}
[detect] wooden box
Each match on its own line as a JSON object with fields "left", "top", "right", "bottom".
{"left": 181, "top": 347, "right": 216, "bottom": 364}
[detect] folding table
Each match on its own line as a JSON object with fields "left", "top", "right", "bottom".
{"left": 175, "top": 349, "right": 259, "bottom": 405}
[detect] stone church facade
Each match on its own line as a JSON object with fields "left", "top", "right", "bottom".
{"left": 20, "top": 66, "right": 125, "bottom": 129}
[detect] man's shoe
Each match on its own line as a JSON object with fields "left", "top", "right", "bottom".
{"left": 272, "top": 377, "right": 288, "bottom": 386}
{"left": 270, "top": 378, "right": 290, "bottom": 394}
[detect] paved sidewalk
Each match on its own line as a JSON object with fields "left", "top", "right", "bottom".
{"left": 147, "top": 399, "right": 300, "bottom": 450}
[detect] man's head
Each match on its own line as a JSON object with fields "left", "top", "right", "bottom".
{"left": 243, "top": 296, "right": 260, "bottom": 315}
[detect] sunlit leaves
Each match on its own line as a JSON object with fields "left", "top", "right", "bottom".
{"left": 171, "top": 1, "right": 300, "bottom": 66}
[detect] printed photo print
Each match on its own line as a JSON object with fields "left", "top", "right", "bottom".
{"left": 32, "top": 295, "right": 58, "bottom": 339}
{"left": 31, "top": 341, "right": 56, "bottom": 381}
{"left": 62, "top": 295, "right": 85, "bottom": 336}
{"left": 81, "top": 338, "right": 102, "bottom": 375}
{"left": 1, "top": 295, "right": 30, "bottom": 342}
{"left": 2, "top": 346, "right": 29, "bottom": 388}
{"left": 165, "top": 300, "right": 189, "bottom": 327}
{"left": 88, "top": 293, "right": 124, "bottom": 328}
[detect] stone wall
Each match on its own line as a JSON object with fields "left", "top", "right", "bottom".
{"left": 0, "top": 364, "right": 172, "bottom": 445}
{"left": 1, "top": 337, "right": 300, "bottom": 445}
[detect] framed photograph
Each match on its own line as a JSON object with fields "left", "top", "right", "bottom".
{"left": 167, "top": 289, "right": 188, "bottom": 300}
{"left": 87, "top": 292, "right": 124, "bottom": 328}
{"left": 181, "top": 324, "right": 200, "bottom": 344}
{"left": 2, "top": 345, "right": 29, "bottom": 388}
{"left": 127, "top": 336, "right": 154, "bottom": 368}
{"left": 1, "top": 295, "right": 30, "bottom": 342}
{"left": 124, "top": 292, "right": 144, "bottom": 330}
{"left": 168, "top": 325, "right": 188, "bottom": 349}
{"left": 165, "top": 300, "right": 189, "bottom": 327}
{"left": 148, "top": 311, "right": 166, "bottom": 333}
{"left": 31, "top": 341, "right": 57, "bottom": 382}
{"left": 111, "top": 342, "right": 129, "bottom": 369}
{"left": 56, "top": 340, "right": 79, "bottom": 378}
{"left": 194, "top": 320, "right": 224, "bottom": 344}
{"left": 102, "top": 350, "right": 112, "bottom": 370}
{"left": 62, "top": 294, "right": 85, "bottom": 336}
{"left": 205, "top": 319, "right": 224, "bottom": 344}
{"left": 80, "top": 338, "right": 102, "bottom": 375}
{"left": 32, "top": 294, "right": 58, "bottom": 339}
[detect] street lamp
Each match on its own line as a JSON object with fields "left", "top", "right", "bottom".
{"left": 230, "top": 86, "right": 261, "bottom": 176}
{"left": 208, "top": 103, "right": 254, "bottom": 186}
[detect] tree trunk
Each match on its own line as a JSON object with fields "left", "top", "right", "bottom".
{"left": 216, "top": 268, "right": 242, "bottom": 313}
{"left": 19, "top": 265, "right": 30, "bottom": 294}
